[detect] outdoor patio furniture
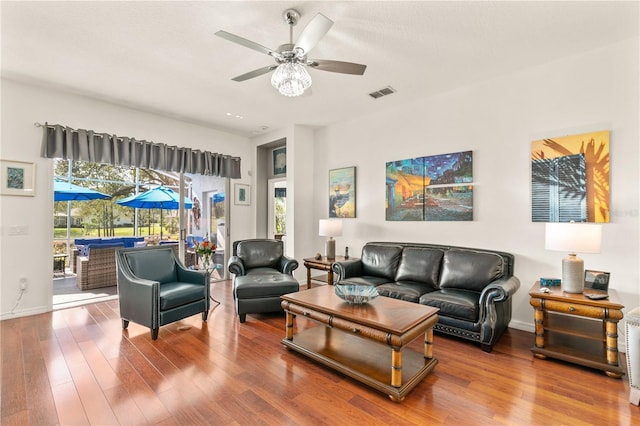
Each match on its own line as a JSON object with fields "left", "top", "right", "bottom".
{"left": 76, "top": 242, "right": 124, "bottom": 290}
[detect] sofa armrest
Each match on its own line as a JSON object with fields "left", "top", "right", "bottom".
{"left": 332, "top": 259, "right": 364, "bottom": 281}
{"left": 280, "top": 256, "right": 299, "bottom": 275}
{"left": 479, "top": 276, "right": 520, "bottom": 305}
{"left": 227, "top": 255, "right": 245, "bottom": 276}
{"left": 477, "top": 276, "right": 521, "bottom": 351}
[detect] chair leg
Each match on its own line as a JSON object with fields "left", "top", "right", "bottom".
{"left": 151, "top": 328, "right": 159, "bottom": 340}
{"left": 239, "top": 313, "right": 246, "bottom": 323}
{"left": 122, "top": 319, "right": 129, "bottom": 329}
{"left": 202, "top": 311, "right": 209, "bottom": 321}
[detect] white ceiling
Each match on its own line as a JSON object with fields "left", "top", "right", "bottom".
{"left": 2, "top": 1, "right": 638, "bottom": 137}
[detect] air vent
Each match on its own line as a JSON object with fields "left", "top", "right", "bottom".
{"left": 368, "top": 86, "right": 396, "bottom": 99}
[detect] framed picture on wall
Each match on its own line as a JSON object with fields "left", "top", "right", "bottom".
{"left": 329, "top": 166, "right": 356, "bottom": 218}
{"left": 234, "top": 184, "right": 250, "bottom": 206}
{"left": 272, "top": 147, "right": 286, "bottom": 176}
{"left": 0, "top": 160, "right": 35, "bottom": 196}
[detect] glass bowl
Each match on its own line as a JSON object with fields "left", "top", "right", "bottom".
{"left": 334, "top": 284, "right": 379, "bottom": 304}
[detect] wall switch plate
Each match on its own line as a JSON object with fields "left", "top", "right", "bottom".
{"left": 8, "top": 225, "right": 28, "bottom": 236}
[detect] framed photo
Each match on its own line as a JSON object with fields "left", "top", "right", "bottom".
{"left": 584, "top": 270, "right": 610, "bottom": 292}
{"left": 234, "top": 184, "right": 250, "bottom": 206}
{"left": 272, "top": 146, "right": 286, "bottom": 176}
{"left": 0, "top": 160, "right": 35, "bottom": 196}
{"left": 329, "top": 166, "right": 356, "bottom": 218}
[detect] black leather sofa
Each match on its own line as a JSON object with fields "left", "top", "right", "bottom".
{"left": 332, "top": 242, "right": 520, "bottom": 352}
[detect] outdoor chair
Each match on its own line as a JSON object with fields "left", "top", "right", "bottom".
{"left": 116, "top": 246, "right": 209, "bottom": 339}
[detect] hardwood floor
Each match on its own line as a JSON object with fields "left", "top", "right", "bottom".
{"left": 1, "top": 280, "right": 638, "bottom": 425}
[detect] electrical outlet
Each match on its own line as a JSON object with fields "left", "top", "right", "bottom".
{"left": 19, "top": 277, "right": 28, "bottom": 291}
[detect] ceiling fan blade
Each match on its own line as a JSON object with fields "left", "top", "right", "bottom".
{"left": 308, "top": 60, "right": 367, "bottom": 75}
{"left": 215, "top": 30, "right": 276, "bottom": 57}
{"left": 231, "top": 65, "right": 278, "bottom": 82}
{"left": 294, "top": 13, "right": 333, "bottom": 55}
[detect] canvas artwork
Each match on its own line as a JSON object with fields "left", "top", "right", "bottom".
{"left": 0, "top": 160, "right": 36, "bottom": 196}
{"left": 531, "top": 130, "right": 610, "bottom": 223}
{"left": 424, "top": 185, "right": 474, "bottom": 221}
{"left": 386, "top": 151, "right": 473, "bottom": 221}
{"left": 329, "top": 166, "right": 356, "bottom": 218}
{"left": 272, "top": 147, "right": 286, "bottom": 176}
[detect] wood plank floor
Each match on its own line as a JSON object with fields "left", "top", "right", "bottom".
{"left": 1, "top": 280, "right": 638, "bottom": 425}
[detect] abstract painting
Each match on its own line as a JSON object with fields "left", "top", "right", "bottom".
{"left": 329, "top": 167, "right": 356, "bottom": 218}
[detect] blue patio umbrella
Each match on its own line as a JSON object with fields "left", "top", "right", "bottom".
{"left": 54, "top": 179, "right": 111, "bottom": 201}
{"left": 116, "top": 186, "right": 192, "bottom": 239}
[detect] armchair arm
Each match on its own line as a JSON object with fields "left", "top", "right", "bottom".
{"left": 117, "top": 264, "right": 160, "bottom": 329}
{"left": 175, "top": 262, "right": 208, "bottom": 285}
{"left": 227, "top": 255, "right": 246, "bottom": 276}
{"left": 279, "top": 256, "right": 299, "bottom": 275}
{"left": 332, "top": 259, "right": 364, "bottom": 282}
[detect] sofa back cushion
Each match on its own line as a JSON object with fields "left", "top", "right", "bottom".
{"left": 237, "top": 240, "right": 283, "bottom": 270}
{"left": 361, "top": 244, "right": 403, "bottom": 280}
{"left": 394, "top": 247, "right": 444, "bottom": 288}
{"left": 124, "top": 248, "right": 177, "bottom": 284}
{"left": 439, "top": 249, "right": 504, "bottom": 291}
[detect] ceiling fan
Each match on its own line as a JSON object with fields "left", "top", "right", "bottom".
{"left": 215, "top": 9, "right": 367, "bottom": 97}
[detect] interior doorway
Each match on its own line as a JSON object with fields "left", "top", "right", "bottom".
{"left": 268, "top": 178, "right": 286, "bottom": 241}
{"left": 201, "top": 177, "right": 230, "bottom": 282}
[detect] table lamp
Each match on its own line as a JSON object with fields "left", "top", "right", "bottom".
{"left": 545, "top": 222, "right": 602, "bottom": 293}
{"left": 319, "top": 219, "right": 342, "bottom": 259}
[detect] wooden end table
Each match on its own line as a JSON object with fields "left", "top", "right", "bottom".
{"left": 303, "top": 255, "right": 354, "bottom": 289}
{"left": 529, "top": 281, "right": 624, "bottom": 378}
{"left": 281, "top": 286, "right": 439, "bottom": 401}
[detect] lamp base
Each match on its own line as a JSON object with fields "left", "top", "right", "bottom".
{"left": 562, "top": 253, "right": 584, "bottom": 293}
{"left": 325, "top": 238, "right": 336, "bottom": 259}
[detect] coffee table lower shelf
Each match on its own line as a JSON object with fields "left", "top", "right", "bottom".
{"left": 282, "top": 326, "right": 438, "bottom": 401}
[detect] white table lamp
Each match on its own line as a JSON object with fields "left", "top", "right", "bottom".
{"left": 319, "top": 219, "right": 342, "bottom": 259}
{"left": 545, "top": 222, "right": 602, "bottom": 293}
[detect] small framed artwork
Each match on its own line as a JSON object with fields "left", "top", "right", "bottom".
{"left": 272, "top": 146, "right": 286, "bottom": 176}
{"left": 329, "top": 166, "right": 356, "bottom": 218}
{"left": 584, "top": 270, "right": 610, "bottom": 292}
{"left": 234, "top": 184, "right": 250, "bottom": 206}
{"left": 0, "top": 160, "right": 36, "bottom": 196}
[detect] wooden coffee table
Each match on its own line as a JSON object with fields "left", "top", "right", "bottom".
{"left": 281, "top": 286, "right": 439, "bottom": 401}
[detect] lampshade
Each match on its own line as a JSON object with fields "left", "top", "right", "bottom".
{"left": 319, "top": 219, "right": 343, "bottom": 237}
{"left": 545, "top": 223, "right": 602, "bottom": 254}
{"left": 545, "top": 222, "right": 602, "bottom": 294}
{"left": 271, "top": 62, "right": 312, "bottom": 97}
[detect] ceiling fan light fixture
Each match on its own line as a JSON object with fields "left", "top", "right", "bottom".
{"left": 271, "top": 62, "right": 312, "bottom": 97}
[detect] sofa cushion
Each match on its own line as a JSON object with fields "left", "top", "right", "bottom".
{"left": 394, "top": 247, "right": 443, "bottom": 288}
{"left": 237, "top": 240, "right": 283, "bottom": 269}
{"left": 377, "top": 281, "right": 437, "bottom": 303}
{"left": 124, "top": 248, "right": 177, "bottom": 284}
{"left": 439, "top": 249, "right": 504, "bottom": 292}
{"left": 361, "top": 244, "right": 403, "bottom": 280}
{"left": 160, "top": 282, "right": 205, "bottom": 310}
{"left": 419, "top": 288, "right": 480, "bottom": 322}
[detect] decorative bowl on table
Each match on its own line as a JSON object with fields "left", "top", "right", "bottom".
{"left": 334, "top": 284, "right": 379, "bottom": 304}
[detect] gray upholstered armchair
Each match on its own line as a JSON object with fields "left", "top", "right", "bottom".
{"left": 116, "top": 246, "right": 209, "bottom": 339}
{"left": 227, "top": 239, "right": 299, "bottom": 322}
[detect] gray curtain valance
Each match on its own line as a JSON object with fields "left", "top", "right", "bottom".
{"left": 40, "top": 123, "right": 241, "bottom": 178}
